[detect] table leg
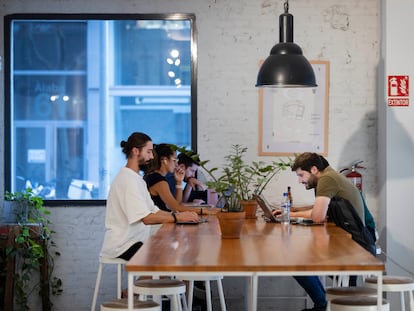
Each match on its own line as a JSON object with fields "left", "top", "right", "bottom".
{"left": 244, "top": 276, "right": 250, "bottom": 311}
{"left": 251, "top": 274, "right": 258, "bottom": 311}
{"left": 244, "top": 274, "right": 258, "bottom": 311}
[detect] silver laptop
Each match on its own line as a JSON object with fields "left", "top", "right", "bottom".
{"left": 253, "top": 194, "right": 279, "bottom": 223}
{"left": 254, "top": 194, "right": 313, "bottom": 224}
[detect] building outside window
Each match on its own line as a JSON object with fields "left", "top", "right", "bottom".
{"left": 4, "top": 14, "right": 197, "bottom": 202}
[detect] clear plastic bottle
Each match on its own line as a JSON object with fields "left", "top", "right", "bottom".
{"left": 281, "top": 192, "right": 290, "bottom": 224}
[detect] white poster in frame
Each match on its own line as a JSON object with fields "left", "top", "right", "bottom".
{"left": 258, "top": 60, "right": 330, "bottom": 156}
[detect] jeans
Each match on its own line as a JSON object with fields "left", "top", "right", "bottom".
{"left": 294, "top": 276, "right": 327, "bottom": 308}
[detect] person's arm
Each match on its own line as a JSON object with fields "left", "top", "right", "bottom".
{"left": 182, "top": 183, "right": 193, "bottom": 203}
{"left": 183, "top": 177, "right": 206, "bottom": 203}
{"left": 142, "top": 209, "right": 199, "bottom": 225}
{"left": 149, "top": 180, "right": 220, "bottom": 215}
{"left": 173, "top": 167, "right": 184, "bottom": 203}
{"left": 289, "top": 196, "right": 330, "bottom": 222}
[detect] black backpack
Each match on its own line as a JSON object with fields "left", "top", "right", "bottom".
{"left": 327, "top": 196, "right": 376, "bottom": 256}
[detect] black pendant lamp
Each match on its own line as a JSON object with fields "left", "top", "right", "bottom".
{"left": 256, "top": 1, "right": 317, "bottom": 88}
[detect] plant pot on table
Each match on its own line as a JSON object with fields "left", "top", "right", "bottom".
{"left": 240, "top": 200, "right": 258, "bottom": 219}
{"left": 217, "top": 211, "right": 246, "bottom": 239}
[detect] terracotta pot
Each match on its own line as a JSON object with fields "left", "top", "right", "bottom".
{"left": 217, "top": 211, "right": 246, "bottom": 239}
{"left": 241, "top": 200, "right": 258, "bottom": 219}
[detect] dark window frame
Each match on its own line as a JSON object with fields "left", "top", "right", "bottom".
{"left": 4, "top": 13, "right": 198, "bottom": 206}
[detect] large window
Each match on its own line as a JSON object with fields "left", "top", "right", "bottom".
{"left": 4, "top": 14, "right": 197, "bottom": 204}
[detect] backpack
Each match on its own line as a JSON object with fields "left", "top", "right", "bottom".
{"left": 327, "top": 196, "right": 376, "bottom": 256}
{"left": 360, "top": 191, "right": 377, "bottom": 242}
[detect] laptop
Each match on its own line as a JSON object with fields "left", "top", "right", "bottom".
{"left": 253, "top": 194, "right": 280, "bottom": 223}
{"left": 254, "top": 194, "right": 318, "bottom": 225}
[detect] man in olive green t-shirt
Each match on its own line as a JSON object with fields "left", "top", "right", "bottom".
{"left": 287, "top": 152, "right": 374, "bottom": 311}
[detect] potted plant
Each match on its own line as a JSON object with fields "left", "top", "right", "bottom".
{"left": 171, "top": 144, "right": 290, "bottom": 237}
{"left": 2, "top": 188, "right": 62, "bottom": 310}
{"left": 221, "top": 145, "right": 290, "bottom": 218}
{"left": 198, "top": 144, "right": 290, "bottom": 218}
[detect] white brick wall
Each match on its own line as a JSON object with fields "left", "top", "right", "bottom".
{"left": 0, "top": 0, "right": 380, "bottom": 310}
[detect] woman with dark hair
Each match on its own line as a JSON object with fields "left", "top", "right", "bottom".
{"left": 144, "top": 143, "right": 220, "bottom": 215}
{"left": 100, "top": 133, "right": 199, "bottom": 261}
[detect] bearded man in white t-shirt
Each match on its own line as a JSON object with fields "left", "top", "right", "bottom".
{"left": 100, "top": 132, "right": 199, "bottom": 260}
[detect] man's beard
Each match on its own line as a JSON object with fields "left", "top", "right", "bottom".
{"left": 138, "top": 157, "right": 151, "bottom": 166}
{"left": 305, "top": 174, "right": 318, "bottom": 189}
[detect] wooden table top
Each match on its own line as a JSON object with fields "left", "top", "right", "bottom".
{"left": 126, "top": 215, "right": 384, "bottom": 274}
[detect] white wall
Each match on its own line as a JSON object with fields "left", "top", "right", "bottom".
{"left": 0, "top": 0, "right": 381, "bottom": 310}
{"left": 381, "top": 0, "right": 414, "bottom": 282}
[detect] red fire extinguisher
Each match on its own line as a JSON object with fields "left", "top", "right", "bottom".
{"left": 340, "top": 161, "right": 365, "bottom": 191}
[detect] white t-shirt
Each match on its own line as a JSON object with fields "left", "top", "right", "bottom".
{"left": 100, "top": 167, "right": 160, "bottom": 258}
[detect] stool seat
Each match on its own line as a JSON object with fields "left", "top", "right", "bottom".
{"left": 326, "top": 286, "right": 378, "bottom": 311}
{"left": 364, "top": 275, "right": 414, "bottom": 311}
{"left": 365, "top": 276, "right": 414, "bottom": 291}
{"left": 327, "top": 286, "right": 378, "bottom": 297}
{"left": 101, "top": 298, "right": 160, "bottom": 310}
{"left": 134, "top": 279, "right": 187, "bottom": 311}
{"left": 330, "top": 296, "right": 389, "bottom": 311}
{"left": 134, "top": 279, "right": 186, "bottom": 290}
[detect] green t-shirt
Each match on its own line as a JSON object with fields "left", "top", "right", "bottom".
{"left": 316, "top": 166, "right": 365, "bottom": 224}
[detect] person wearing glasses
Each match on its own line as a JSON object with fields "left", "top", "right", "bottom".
{"left": 143, "top": 143, "right": 219, "bottom": 215}
{"left": 166, "top": 151, "right": 208, "bottom": 204}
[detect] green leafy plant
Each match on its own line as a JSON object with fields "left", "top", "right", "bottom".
{"left": 2, "top": 188, "right": 62, "bottom": 310}
{"left": 171, "top": 144, "right": 291, "bottom": 212}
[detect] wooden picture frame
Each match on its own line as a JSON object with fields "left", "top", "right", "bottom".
{"left": 258, "top": 60, "right": 330, "bottom": 156}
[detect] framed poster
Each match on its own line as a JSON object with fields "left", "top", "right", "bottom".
{"left": 258, "top": 60, "right": 330, "bottom": 156}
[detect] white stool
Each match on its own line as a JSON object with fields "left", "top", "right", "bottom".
{"left": 91, "top": 257, "right": 127, "bottom": 311}
{"left": 134, "top": 278, "right": 188, "bottom": 311}
{"left": 101, "top": 298, "right": 160, "bottom": 311}
{"left": 330, "top": 296, "right": 389, "bottom": 311}
{"left": 365, "top": 276, "right": 414, "bottom": 311}
{"left": 326, "top": 287, "right": 378, "bottom": 311}
{"left": 179, "top": 275, "right": 227, "bottom": 311}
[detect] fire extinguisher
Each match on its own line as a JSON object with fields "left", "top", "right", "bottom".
{"left": 340, "top": 161, "right": 366, "bottom": 191}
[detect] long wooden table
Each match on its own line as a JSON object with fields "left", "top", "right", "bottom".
{"left": 126, "top": 216, "right": 384, "bottom": 310}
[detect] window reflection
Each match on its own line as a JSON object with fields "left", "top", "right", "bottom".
{"left": 6, "top": 15, "right": 196, "bottom": 201}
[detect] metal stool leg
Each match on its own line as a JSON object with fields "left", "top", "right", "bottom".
{"left": 187, "top": 280, "right": 194, "bottom": 310}
{"left": 217, "top": 278, "right": 227, "bottom": 311}
{"left": 205, "top": 281, "right": 212, "bottom": 311}
{"left": 91, "top": 263, "right": 103, "bottom": 311}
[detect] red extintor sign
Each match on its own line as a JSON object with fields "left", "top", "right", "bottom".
{"left": 388, "top": 75, "right": 409, "bottom": 106}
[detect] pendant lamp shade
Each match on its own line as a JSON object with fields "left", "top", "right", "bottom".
{"left": 256, "top": 1, "right": 317, "bottom": 88}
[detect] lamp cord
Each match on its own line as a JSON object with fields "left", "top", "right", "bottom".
{"left": 284, "top": 1, "right": 289, "bottom": 13}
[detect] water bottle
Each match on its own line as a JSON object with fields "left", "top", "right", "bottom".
{"left": 281, "top": 192, "right": 290, "bottom": 224}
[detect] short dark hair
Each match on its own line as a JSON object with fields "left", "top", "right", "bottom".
{"left": 177, "top": 151, "right": 200, "bottom": 168}
{"left": 120, "top": 132, "right": 152, "bottom": 159}
{"left": 291, "top": 152, "right": 329, "bottom": 172}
